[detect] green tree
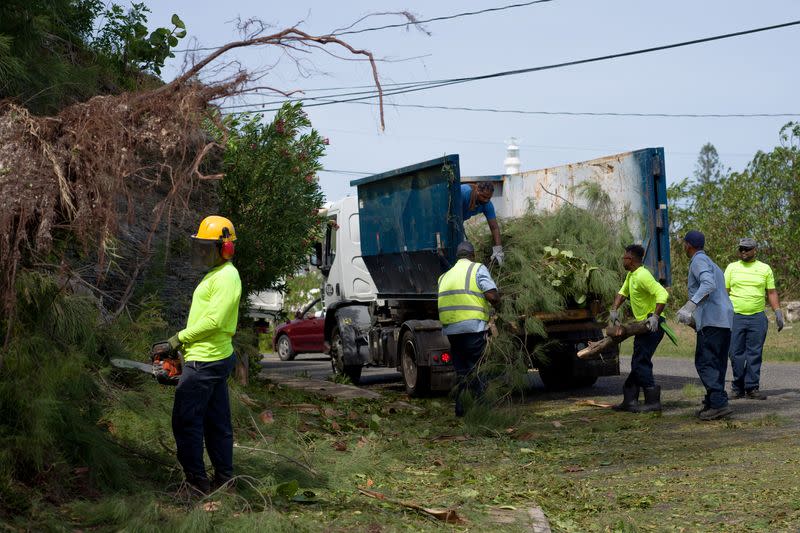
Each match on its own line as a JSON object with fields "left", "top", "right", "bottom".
{"left": 218, "top": 103, "right": 326, "bottom": 299}
{"left": 92, "top": 4, "right": 186, "bottom": 77}
{"left": 694, "top": 142, "right": 725, "bottom": 184}
{"left": 283, "top": 270, "right": 324, "bottom": 315}
{"left": 668, "top": 122, "right": 800, "bottom": 300}
{"left": 0, "top": 0, "right": 185, "bottom": 113}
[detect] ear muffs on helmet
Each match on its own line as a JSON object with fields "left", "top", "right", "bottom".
{"left": 219, "top": 227, "right": 235, "bottom": 260}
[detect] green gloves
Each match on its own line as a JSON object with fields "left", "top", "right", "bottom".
{"left": 775, "top": 309, "right": 785, "bottom": 332}
{"left": 167, "top": 334, "right": 182, "bottom": 351}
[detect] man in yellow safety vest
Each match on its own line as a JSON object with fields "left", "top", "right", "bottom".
{"left": 438, "top": 241, "right": 501, "bottom": 416}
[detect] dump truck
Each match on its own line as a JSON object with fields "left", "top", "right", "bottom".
{"left": 315, "top": 149, "right": 670, "bottom": 395}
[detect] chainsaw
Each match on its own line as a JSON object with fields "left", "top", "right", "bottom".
{"left": 111, "top": 341, "right": 183, "bottom": 385}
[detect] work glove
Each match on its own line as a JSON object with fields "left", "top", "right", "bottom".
{"left": 676, "top": 301, "right": 697, "bottom": 326}
{"left": 645, "top": 314, "right": 660, "bottom": 333}
{"left": 775, "top": 309, "right": 785, "bottom": 332}
{"left": 609, "top": 309, "right": 620, "bottom": 325}
{"left": 490, "top": 245, "right": 505, "bottom": 266}
{"left": 167, "top": 334, "right": 182, "bottom": 351}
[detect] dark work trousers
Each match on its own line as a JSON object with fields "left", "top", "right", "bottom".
{"left": 447, "top": 332, "right": 488, "bottom": 415}
{"left": 624, "top": 316, "right": 665, "bottom": 389}
{"left": 172, "top": 354, "right": 236, "bottom": 482}
{"left": 730, "top": 312, "right": 768, "bottom": 393}
{"left": 695, "top": 327, "right": 731, "bottom": 409}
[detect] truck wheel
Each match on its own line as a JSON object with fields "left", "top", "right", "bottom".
{"left": 330, "top": 326, "right": 362, "bottom": 385}
{"left": 276, "top": 335, "right": 296, "bottom": 361}
{"left": 401, "top": 330, "right": 431, "bottom": 397}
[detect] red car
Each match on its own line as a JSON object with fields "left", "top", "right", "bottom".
{"left": 273, "top": 298, "right": 326, "bottom": 361}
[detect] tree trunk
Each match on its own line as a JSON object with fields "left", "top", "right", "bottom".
{"left": 577, "top": 320, "right": 650, "bottom": 359}
{"left": 235, "top": 353, "right": 249, "bottom": 386}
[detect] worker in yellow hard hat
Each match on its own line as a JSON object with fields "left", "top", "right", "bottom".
{"left": 165, "top": 215, "right": 242, "bottom": 495}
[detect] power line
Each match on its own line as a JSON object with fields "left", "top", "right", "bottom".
{"left": 174, "top": 0, "right": 553, "bottom": 53}
{"left": 228, "top": 97, "right": 800, "bottom": 119}
{"left": 333, "top": 0, "right": 554, "bottom": 36}
{"left": 319, "top": 168, "right": 374, "bottom": 176}
{"left": 222, "top": 19, "right": 800, "bottom": 114}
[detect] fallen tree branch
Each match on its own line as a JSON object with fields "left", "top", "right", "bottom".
{"left": 577, "top": 320, "right": 649, "bottom": 359}
{"left": 358, "top": 488, "right": 467, "bottom": 525}
{"left": 233, "top": 444, "right": 319, "bottom": 477}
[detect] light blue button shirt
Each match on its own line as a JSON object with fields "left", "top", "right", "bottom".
{"left": 442, "top": 264, "right": 497, "bottom": 335}
{"left": 687, "top": 251, "right": 734, "bottom": 330}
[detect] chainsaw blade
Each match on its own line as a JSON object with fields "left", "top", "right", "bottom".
{"left": 110, "top": 358, "right": 155, "bottom": 374}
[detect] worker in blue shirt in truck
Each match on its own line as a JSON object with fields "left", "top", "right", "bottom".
{"left": 462, "top": 182, "right": 504, "bottom": 265}
{"left": 438, "top": 241, "right": 502, "bottom": 416}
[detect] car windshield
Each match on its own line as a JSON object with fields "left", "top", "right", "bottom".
{"left": 299, "top": 297, "right": 323, "bottom": 318}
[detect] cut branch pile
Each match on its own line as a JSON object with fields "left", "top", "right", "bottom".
{"left": 468, "top": 202, "right": 631, "bottom": 341}
{"left": 466, "top": 199, "right": 631, "bottom": 397}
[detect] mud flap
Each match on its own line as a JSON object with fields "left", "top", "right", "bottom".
{"left": 336, "top": 306, "right": 371, "bottom": 366}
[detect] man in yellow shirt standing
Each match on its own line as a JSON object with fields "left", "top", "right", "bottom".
{"left": 724, "top": 237, "right": 784, "bottom": 401}
{"left": 166, "top": 216, "right": 242, "bottom": 495}
{"left": 609, "top": 244, "right": 669, "bottom": 413}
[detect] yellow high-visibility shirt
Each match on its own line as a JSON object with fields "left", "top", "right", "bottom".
{"left": 724, "top": 260, "right": 775, "bottom": 315}
{"left": 178, "top": 261, "right": 241, "bottom": 362}
{"left": 619, "top": 265, "right": 669, "bottom": 321}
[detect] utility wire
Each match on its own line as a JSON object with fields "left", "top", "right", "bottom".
{"left": 255, "top": 99, "right": 800, "bottom": 118}
{"left": 221, "top": 19, "right": 800, "bottom": 113}
{"left": 333, "top": 0, "right": 553, "bottom": 36}
{"left": 174, "top": 0, "right": 553, "bottom": 53}
{"left": 319, "top": 168, "right": 374, "bottom": 175}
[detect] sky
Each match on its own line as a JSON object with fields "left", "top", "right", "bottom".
{"left": 144, "top": 0, "right": 800, "bottom": 202}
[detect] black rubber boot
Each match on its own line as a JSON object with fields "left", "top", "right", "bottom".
{"left": 638, "top": 385, "right": 662, "bottom": 413}
{"left": 612, "top": 384, "right": 640, "bottom": 412}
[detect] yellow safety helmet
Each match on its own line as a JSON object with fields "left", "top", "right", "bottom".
{"left": 193, "top": 215, "right": 237, "bottom": 242}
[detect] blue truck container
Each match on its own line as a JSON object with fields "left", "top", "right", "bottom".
{"left": 351, "top": 155, "right": 463, "bottom": 299}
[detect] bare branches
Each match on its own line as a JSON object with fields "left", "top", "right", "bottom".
{"left": 163, "top": 27, "right": 385, "bottom": 129}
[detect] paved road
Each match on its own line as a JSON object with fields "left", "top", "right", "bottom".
{"left": 261, "top": 352, "right": 800, "bottom": 420}
{"left": 261, "top": 352, "right": 403, "bottom": 387}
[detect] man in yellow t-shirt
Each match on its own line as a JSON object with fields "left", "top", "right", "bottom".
{"left": 166, "top": 215, "right": 242, "bottom": 495}
{"left": 724, "top": 237, "right": 784, "bottom": 401}
{"left": 609, "top": 244, "right": 669, "bottom": 413}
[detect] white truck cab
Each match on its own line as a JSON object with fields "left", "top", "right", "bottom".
{"left": 318, "top": 196, "right": 377, "bottom": 308}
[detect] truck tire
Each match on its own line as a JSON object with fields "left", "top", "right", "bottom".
{"left": 330, "top": 326, "right": 363, "bottom": 384}
{"left": 400, "top": 330, "right": 431, "bottom": 397}
{"left": 276, "top": 335, "right": 296, "bottom": 361}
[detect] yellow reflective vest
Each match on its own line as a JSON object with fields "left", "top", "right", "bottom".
{"left": 437, "top": 259, "right": 491, "bottom": 325}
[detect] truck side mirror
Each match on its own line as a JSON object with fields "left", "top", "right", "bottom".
{"left": 310, "top": 242, "right": 323, "bottom": 267}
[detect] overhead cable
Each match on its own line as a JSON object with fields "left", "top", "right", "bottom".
{"left": 222, "top": 19, "right": 800, "bottom": 112}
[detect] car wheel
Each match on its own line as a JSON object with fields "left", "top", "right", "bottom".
{"left": 277, "top": 335, "right": 295, "bottom": 361}
{"left": 401, "top": 330, "right": 430, "bottom": 397}
{"left": 330, "top": 326, "right": 362, "bottom": 384}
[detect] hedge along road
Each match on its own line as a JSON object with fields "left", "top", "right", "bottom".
{"left": 261, "top": 347, "right": 800, "bottom": 422}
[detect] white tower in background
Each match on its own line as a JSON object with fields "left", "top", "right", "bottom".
{"left": 504, "top": 137, "right": 521, "bottom": 175}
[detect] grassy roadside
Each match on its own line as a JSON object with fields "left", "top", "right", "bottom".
{"left": 621, "top": 319, "right": 800, "bottom": 362}
{"left": 12, "top": 374, "right": 799, "bottom": 532}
